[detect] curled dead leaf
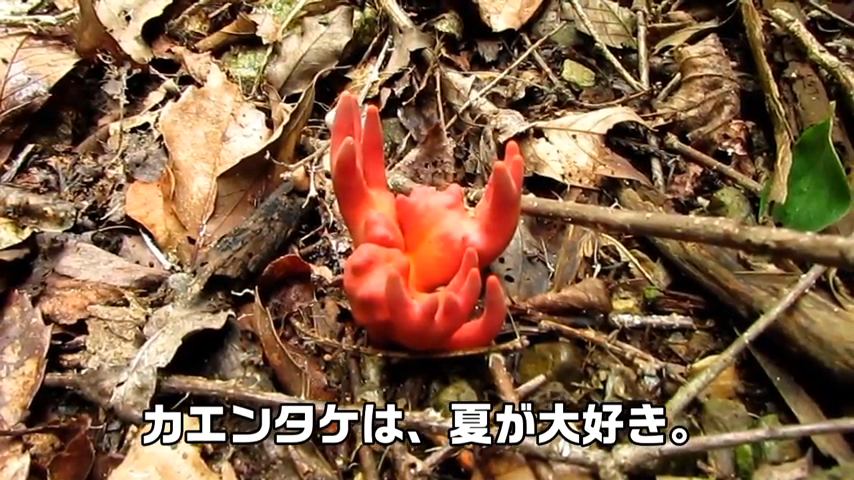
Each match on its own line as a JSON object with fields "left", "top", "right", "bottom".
{"left": 474, "top": 0, "right": 545, "bottom": 32}
{"left": 265, "top": 5, "right": 355, "bottom": 96}
{"left": 0, "top": 290, "right": 51, "bottom": 426}
{"left": 524, "top": 107, "right": 652, "bottom": 187}
{"left": 93, "top": 0, "right": 176, "bottom": 63}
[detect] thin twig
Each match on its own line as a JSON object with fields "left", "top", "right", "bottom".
{"left": 663, "top": 132, "right": 763, "bottom": 194}
{"left": 741, "top": 0, "right": 795, "bottom": 206}
{"left": 348, "top": 357, "right": 380, "bottom": 480}
{"left": 520, "top": 32, "right": 566, "bottom": 90}
{"left": 663, "top": 264, "right": 826, "bottom": 421}
{"left": 632, "top": 0, "right": 650, "bottom": 89}
{"left": 0, "top": 9, "right": 76, "bottom": 26}
{"left": 443, "top": 22, "right": 566, "bottom": 130}
{"left": 387, "top": 174, "right": 854, "bottom": 272}
{"left": 538, "top": 318, "right": 686, "bottom": 380}
{"left": 807, "top": 0, "right": 854, "bottom": 30}
{"left": 769, "top": 7, "right": 854, "bottom": 119}
{"left": 567, "top": 0, "right": 644, "bottom": 91}
{"left": 614, "top": 417, "right": 854, "bottom": 470}
{"left": 41, "top": 372, "right": 854, "bottom": 476}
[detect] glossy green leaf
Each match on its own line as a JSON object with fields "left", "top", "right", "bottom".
{"left": 767, "top": 109, "right": 852, "bottom": 232}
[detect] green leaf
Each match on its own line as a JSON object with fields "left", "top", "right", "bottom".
{"left": 770, "top": 108, "right": 852, "bottom": 232}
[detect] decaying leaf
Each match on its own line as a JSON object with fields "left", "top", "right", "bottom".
{"left": 0, "top": 185, "right": 77, "bottom": 234}
{"left": 265, "top": 5, "right": 355, "bottom": 96}
{"left": 523, "top": 107, "right": 651, "bottom": 187}
{"left": 36, "top": 275, "right": 125, "bottom": 325}
{"left": 0, "top": 29, "right": 81, "bottom": 116}
{"left": 54, "top": 241, "right": 168, "bottom": 289}
{"left": 0, "top": 29, "right": 81, "bottom": 165}
{"left": 125, "top": 179, "right": 193, "bottom": 265}
{"left": 652, "top": 18, "right": 720, "bottom": 55}
{"left": 567, "top": 0, "right": 636, "bottom": 49}
{"left": 94, "top": 0, "right": 176, "bottom": 63}
{"left": 474, "top": 0, "right": 545, "bottom": 32}
{"left": 126, "top": 62, "right": 297, "bottom": 266}
{"left": 255, "top": 254, "right": 336, "bottom": 401}
{"left": 655, "top": 33, "right": 740, "bottom": 147}
{"left": 561, "top": 59, "right": 596, "bottom": 88}
{"left": 383, "top": 25, "right": 433, "bottom": 77}
{"left": 0, "top": 290, "right": 51, "bottom": 426}
{"left": 107, "top": 415, "right": 228, "bottom": 480}
{"left": 27, "top": 416, "right": 97, "bottom": 480}
{"left": 106, "top": 303, "right": 232, "bottom": 419}
{"left": 391, "top": 100, "right": 456, "bottom": 187}
{"left": 489, "top": 221, "right": 552, "bottom": 300}
{"left": 0, "top": 217, "right": 32, "bottom": 251}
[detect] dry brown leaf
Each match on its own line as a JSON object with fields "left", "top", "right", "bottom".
{"left": 129, "top": 65, "right": 305, "bottom": 266}
{"left": 383, "top": 25, "right": 432, "bottom": 76}
{"left": 54, "top": 241, "right": 168, "bottom": 289}
{"left": 652, "top": 18, "right": 720, "bottom": 55}
{"left": 0, "top": 29, "right": 80, "bottom": 113}
{"left": 474, "top": 0, "right": 544, "bottom": 32}
{"left": 74, "top": 0, "right": 123, "bottom": 59}
{"left": 202, "top": 81, "right": 315, "bottom": 244}
{"left": 568, "top": 0, "right": 636, "bottom": 49}
{"left": 266, "top": 80, "right": 316, "bottom": 166}
{"left": 524, "top": 107, "right": 651, "bottom": 187}
{"left": 0, "top": 28, "right": 80, "bottom": 165}
{"left": 0, "top": 290, "right": 51, "bottom": 427}
{"left": 36, "top": 275, "right": 125, "bottom": 325}
{"left": 40, "top": 416, "right": 96, "bottom": 480}
{"left": 107, "top": 416, "right": 225, "bottom": 480}
{"left": 265, "top": 5, "right": 354, "bottom": 96}
{"left": 520, "top": 277, "right": 612, "bottom": 314}
{"left": 194, "top": 13, "right": 257, "bottom": 53}
{"left": 655, "top": 33, "right": 740, "bottom": 147}
{"left": 125, "top": 179, "right": 194, "bottom": 265}
{"left": 105, "top": 304, "right": 231, "bottom": 419}
{"left": 94, "top": 0, "right": 175, "bottom": 63}
{"left": 255, "top": 254, "right": 337, "bottom": 402}
{"left": 158, "top": 63, "right": 271, "bottom": 242}
{"left": 0, "top": 439, "right": 29, "bottom": 480}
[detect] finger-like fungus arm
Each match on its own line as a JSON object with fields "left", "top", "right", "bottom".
{"left": 330, "top": 92, "right": 401, "bottom": 248}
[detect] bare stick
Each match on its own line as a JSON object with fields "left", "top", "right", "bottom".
{"left": 388, "top": 175, "right": 854, "bottom": 271}
{"left": 632, "top": 0, "right": 650, "bottom": 89}
{"left": 443, "top": 23, "right": 566, "bottom": 130}
{"left": 741, "top": 0, "right": 795, "bottom": 205}
{"left": 664, "top": 132, "right": 763, "bottom": 194}
{"left": 663, "top": 264, "right": 826, "bottom": 421}
{"left": 770, "top": 7, "right": 854, "bottom": 116}
{"left": 567, "top": 0, "right": 644, "bottom": 91}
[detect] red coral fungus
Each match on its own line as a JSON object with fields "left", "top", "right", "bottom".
{"left": 329, "top": 91, "right": 402, "bottom": 249}
{"left": 395, "top": 141, "right": 525, "bottom": 291}
{"left": 344, "top": 245, "right": 507, "bottom": 351}
{"left": 330, "top": 92, "right": 524, "bottom": 352}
